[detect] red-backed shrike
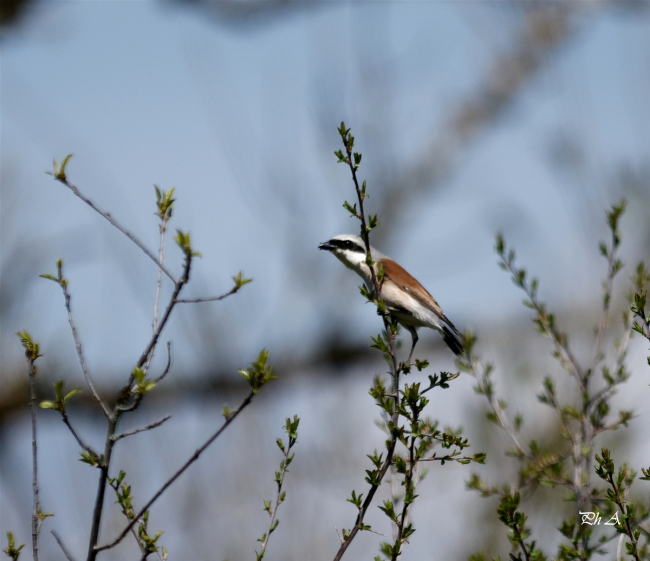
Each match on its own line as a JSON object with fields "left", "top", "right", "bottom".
{"left": 319, "top": 234, "right": 463, "bottom": 359}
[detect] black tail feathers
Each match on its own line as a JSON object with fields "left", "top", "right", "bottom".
{"left": 442, "top": 325, "right": 464, "bottom": 356}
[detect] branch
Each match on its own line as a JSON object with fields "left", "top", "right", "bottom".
{"left": 28, "top": 359, "right": 40, "bottom": 561}
{"left": 153, "top": 342, "right": 172, "bottom": 384}
{"left": 112, "top": 416, "right": 172, "bottom": 442}
{"left": 95, "top": 390, "right": 256, "bottom": 553}
{"left": 256, "top": 416, "right": 299, "bottom": 561}
{"left": 55, "top": 177, "right": 177, "bottom": 283}
{"left": 496, "top": 236, "right": 583, "bottom": 384}
{"left": 332, "top": 125, "right": 402, "bottom": 561}
{"left": 333, "top": 440, "right": 397, "bottom": 561}
{"left": 460, "top": 343, "right": 529, "bottom": 460}
{"left": 61, "top": 412, "right": 99, "bottom": 458}
{"left": 107, "top": 476, "right": 164, "bottom": 560}
{"left": 175, "top": 285, "right": 242, "bottom": 303}
{"left": 51, "top": 531, "right": 76, "bottom": 561}
{"left": 587, "top": 202, "right": 625, "bottom": 375}
{"left": 59, "top": 276, "right": 111, "bottom": 418}
{"left": 134, "top": 255, "right": 191, "bottom": 375}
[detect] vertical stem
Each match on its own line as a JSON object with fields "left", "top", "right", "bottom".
{"left": 332, "top": 126, "right": 401, "bottom": 561}
{"left": 87, "top": 415, "right": 118, "bottom": 561}
{"left": 393, "top": 411, "right": 417, "bottom": 561}
{"left": 148, "top": 217, "right": 169, "bottom": 370}
{"left": 29, "top": 362, "right": 40, "bottom": 561}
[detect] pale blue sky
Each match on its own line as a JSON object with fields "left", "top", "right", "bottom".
{"left": 2, "top": 3, "right": 650, "bottom": 560}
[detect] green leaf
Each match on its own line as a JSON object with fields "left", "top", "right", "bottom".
{"left": 222, "top": 404, "right": 234, "bottom": 420}
{"left": 133, "top": 366, "right": 146, "bottom": 385}
{"left": 3, "top": 532, "right": 25, "bottom": 560}
{"left": 16, "top": 330, "right": 42, "bottom": 362}
{"left": 239, "top": 349, "right": 276, "bottom": 393}
{"left": 232, "top": 271, "right": 253, "bottom": 289}
{"left": 173, "top": 230, "right": 201, "bottom": 258}
{"left": 48, "top": 154, "right": 73, "bottom": 180}
{"left": 64, "top": 389, "right": 81, "bottom": 402}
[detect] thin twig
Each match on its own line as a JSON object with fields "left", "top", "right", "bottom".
{"left": 393, "top": 410, "right": 418, "bottom": 560}
{"left": 61, "top": 412, "right": 99, "bottom": 457}
{"left": 112, "top": 416, "right": 172, "bottom": 442}
{"left": 52, "top": 531, "right": 76, "bottom": 561}
{"left": 257, "top": 462, "right": 287, "bottom": 558}
{"left": 175, "top": 285, "right": 241, "bottom": 303}
{"left": 587, "top": 224, "right": 621, "bottom": 376}
{"left": 106, "top": 479, "right": 159, "bottom": 560}
{"left": 153, "top": 342, "right": 172, "bottom": 384}
{"left": 56, "top": 178, "right": 177, "bottom": 283}
{"left": 586, "top": 311, "right": 634, "bottom": 418}
{"left": 147, "top": 212, "right": 171, "bottom": 371}
{"left": 465, "top": 353, "right": 529, "bottom": 459}
{"left": 152, "top": 216, "right": 169, "bottom": 334}
{"left": 28, "top": 360, "right": 40, "bottom": 561}
{"left": 95, "top": 390, "right": 256, "bottom": 553}
{"left": 60, "top": 281, "right": 111, "bottom": 418}
{"left": 499, "top": 254, "right": 583, "bottom": 384}
{"left": 134, "top": 256, "right": 191, "bottom": 378}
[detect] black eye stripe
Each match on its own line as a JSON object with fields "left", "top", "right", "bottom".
{"left": 329, "top": 239, "right": 366, "bottom": 253}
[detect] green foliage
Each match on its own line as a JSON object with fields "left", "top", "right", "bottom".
{"left": 79, "top": 450, "right": 104, "bottom": 468}
{"left": 132, "top": 366, "right": 156, "bottom": 396}
{"left": 39, "top": 380, "right": 81, "bottom": 413}
{"left": 2, "top": 533, "right": 24, "bottom": 561}
{"left": 39, "top": 258, "right": 67, "bottom": 288}
{"left": 496, "top": 492, "right": 547, "bottom": 561}
{"left": 46, "top": 154, "right": 73, "bottom": 180}
{"left": 470, "top": 200, "right": 650, "bottom": 560}
{"left": 154, "top": 185, "right": 175, "bottom": 221}
{"left": 15, "top": 330, "right": 42, "bottom": 363}
{"left": 630, "top": 262, "right": 650, "bottom": 369}
{"left": 239, "top": 349, "right": 276, "bottom": 393}
{"left": 594, "top": 449, "right": 650, "bottom": 561}
{"left": 332, "top": 122, "right": 482, "bottom": 561}
{"left": 221, "top": 404, "right": 234, "bottom": 420}
{"left": 231, "top": 271, "right": 253, "bottom": 290}
{"left": 256, "top": 416, "right": 300, "bottom": 561}
{"left": 109, "top": 471, "right": 165, "bottom": 556}
{"left": 173, "top": 229, "right": 201, "bottom": 258}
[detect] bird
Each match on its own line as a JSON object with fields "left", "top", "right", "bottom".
{"left": 318, "top": 234, "right": 464, "bottom": 360}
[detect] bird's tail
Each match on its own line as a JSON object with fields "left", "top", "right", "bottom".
{"left": 441, "top": 325, "right": 464, "bottom": 356}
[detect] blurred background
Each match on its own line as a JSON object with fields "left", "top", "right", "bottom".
{"left": 1, "top": 1, "right": 650, "bottom": 559}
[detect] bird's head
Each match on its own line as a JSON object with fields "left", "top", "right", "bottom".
{"left": 318, "top": 234, "right": 378, "bottom": 274}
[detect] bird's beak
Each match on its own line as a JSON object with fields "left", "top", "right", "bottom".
{"left": 318, "top": 241, "right": 335, "bottom": 251}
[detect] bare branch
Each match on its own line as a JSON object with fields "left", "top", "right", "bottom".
{"left": 152, "top": 213, "right": 169, "bottom": 333}
{"left": 28, "top": 359, "right": 40, "bottom": 561}
{"left": 134, "top": 255, "right": 191, "bottom": 376}
{"left": 51, "top": 531, "right": 76, "bottom": 561}
{"left": 95, "top": 390, "right": 256, "bottom": 553}
{"left": 112, "top": 416, "right": 172, "bottom": 442}
{"left": 175, "top": 285, "right": 241, "bottom": 303}
{"left": 61, "top": 412, "right": 99, "bottom": 458}
{"left": 153, "top": 342, "right": 173, "bottom": 384}
{"left": 56, "top": 177, "right": 177, "bottom": 283}
{"left": 59, "top": 280, "right": 111, "bottom": 418}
